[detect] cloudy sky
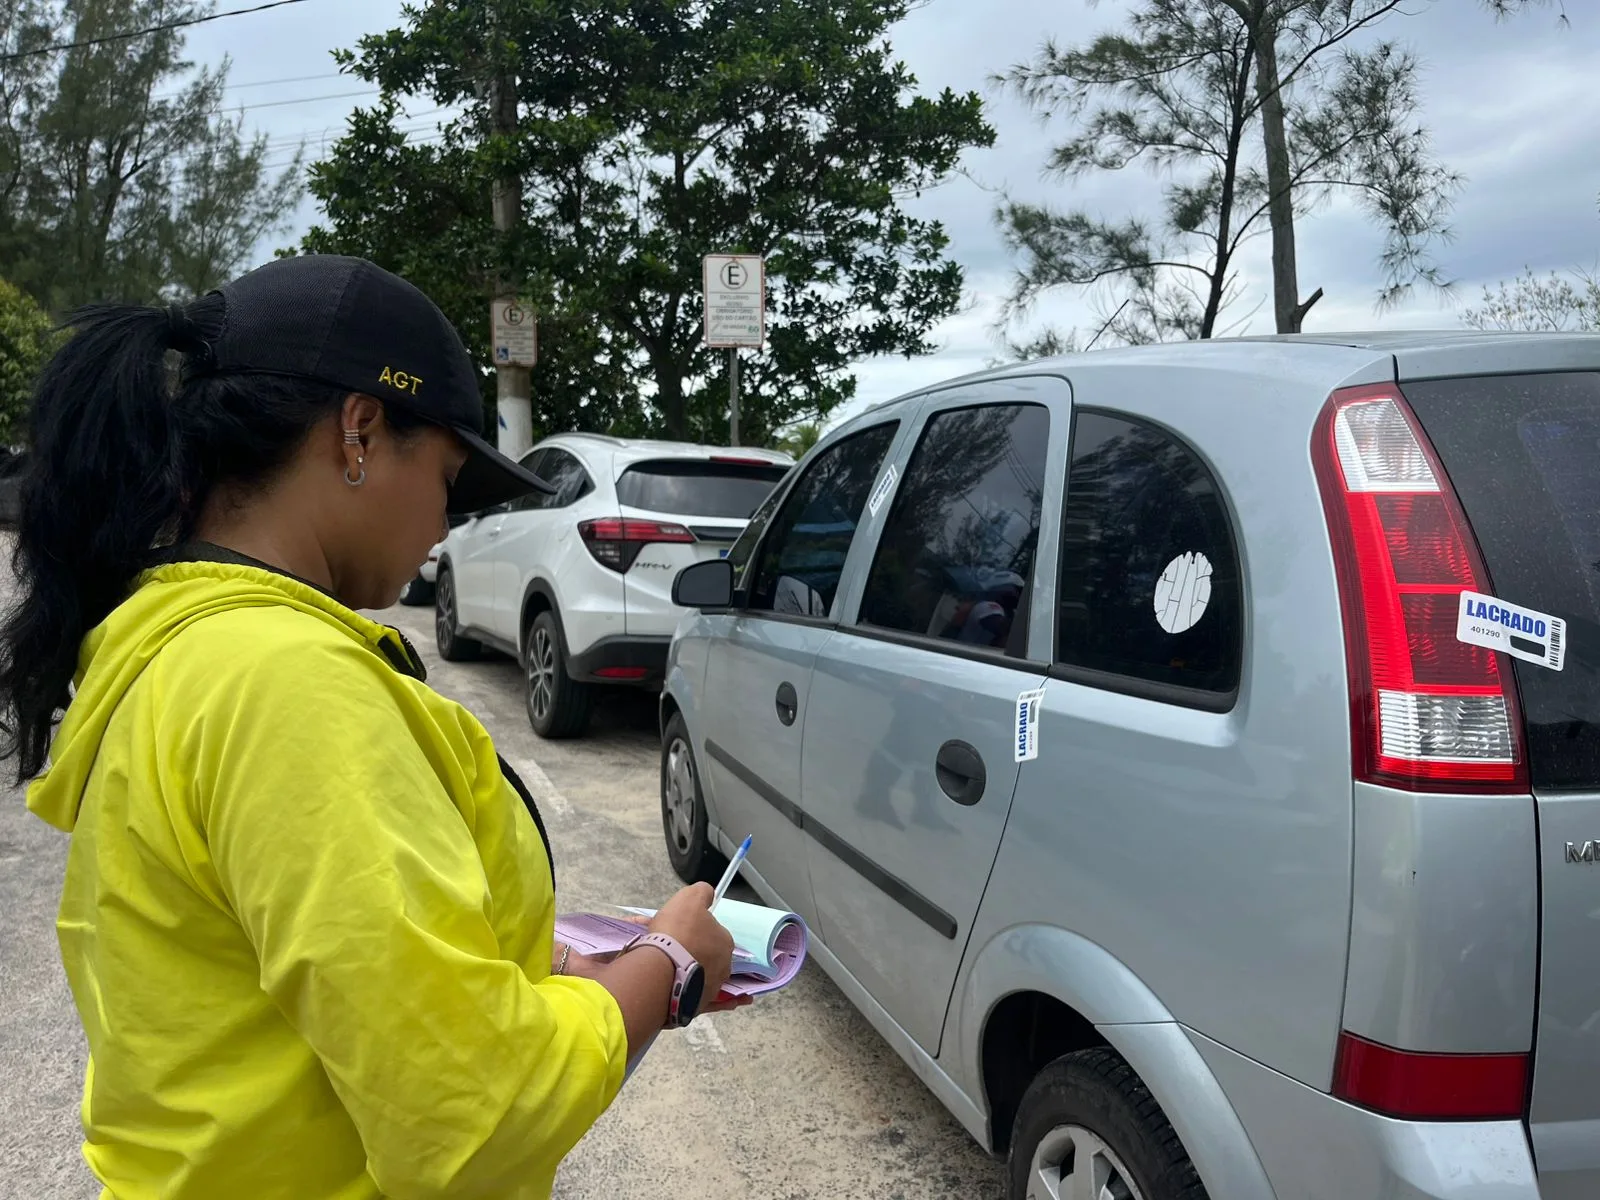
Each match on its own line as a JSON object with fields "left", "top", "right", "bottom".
{"left": 183, "top": 0, "right": 1598, "bottom": 427}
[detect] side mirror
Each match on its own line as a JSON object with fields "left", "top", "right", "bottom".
{"left": 673, "top": 559, "right": 735, "bottom": 610}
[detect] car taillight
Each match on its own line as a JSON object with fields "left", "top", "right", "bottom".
{"left": 577, "top": 518, "right": 695, "bottom": 572}
{"left": 1312, "top": 383, "right": 1527, "bottom": 792}
{"left": 1332, "top": 1032, "right": 1528, "bottom": 1121}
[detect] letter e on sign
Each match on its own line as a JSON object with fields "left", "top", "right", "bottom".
{"left": 491, "top": 300, "right": 538, "bottom": 367}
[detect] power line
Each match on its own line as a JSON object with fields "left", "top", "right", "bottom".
{"left": 1, "top": 0, "right": 317, "bottom": 64}
{"left": 151, "top": 70, "right": 343, "bottom": 102}
{"left": 218, "top": 71, "right": 342, "bottom": 92}
{"left": 224, "top": 87, "right": 379, "bottom": 112}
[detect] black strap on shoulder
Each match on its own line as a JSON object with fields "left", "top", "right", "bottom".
{"left": 497, "top": 755, "right": 555, "bottom": 890}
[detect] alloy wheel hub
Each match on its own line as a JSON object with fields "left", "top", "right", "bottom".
{"left": 1027, "top": 1124, "right": 1143, "bottom": 1200}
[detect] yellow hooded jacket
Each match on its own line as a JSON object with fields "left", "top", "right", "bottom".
{"left": 26, "top": 558, "right": 628, "bottom": 1199}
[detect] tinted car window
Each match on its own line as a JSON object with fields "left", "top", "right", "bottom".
{"left": 1055, "top": 411, "right": 1242, "bottom": 698}
{"left": 858, "top": 403, "right": 1049, "bottom": 655}
{"left": 725, "top": 467, "right": 794, "bottom": 585}
{"left": 745, "top": 423, "right": 898, "bottom": 617}
{"left": 1405, "top": 371, "right": 1600, "bottom": 789}
{"left": 507, "top": 449, "right": 546, "bottom": 512}
{"left": 532, "top": 448, "right": 593, "bottom": 510}
{"left": 616, "top": 460, "right": 789, "bottom": 518}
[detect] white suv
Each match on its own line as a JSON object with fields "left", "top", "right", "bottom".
{"left": 433, "top": 434, "right": 792, "bottom": 737}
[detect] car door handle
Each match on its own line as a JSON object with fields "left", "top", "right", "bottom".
{"left": 775, "top": 682, "right": 798, "bottom": 726}
{"left": 935, "top": 740, "right": 986, "bottom": 806}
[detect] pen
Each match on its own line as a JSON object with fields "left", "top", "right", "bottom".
{"left": 712, "top": 835, "right": 753, "bottom": 906}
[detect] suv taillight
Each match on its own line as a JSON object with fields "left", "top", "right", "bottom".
{"left": 577, "top": 518, "right": 695, "bottom": 572}
{"left": 1312, "top": 383, "right": 1527, "bottom": 793}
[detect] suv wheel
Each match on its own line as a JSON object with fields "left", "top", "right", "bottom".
{"left": 524, "top": 610, "right": 592, "bottom": 739}
{"left": 1008, "top": 1049, "right": 1207, "bottom": 1200}
{"left": 660, "top": 712, "right": 727, "bottom": 885}
{"left": 434, "top": 566, "right": 482, "bottom": 662}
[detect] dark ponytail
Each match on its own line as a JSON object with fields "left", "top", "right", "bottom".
{"left": 0, "top": 297, "right": 414, "bottom": 782}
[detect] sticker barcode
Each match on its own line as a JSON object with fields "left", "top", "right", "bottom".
{"left": 1548, "top": 620, "right": 1565, "bottom": 671}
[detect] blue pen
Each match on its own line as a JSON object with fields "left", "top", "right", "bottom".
{"left": 712, "top": 835, "right": 753, "bottom": 906}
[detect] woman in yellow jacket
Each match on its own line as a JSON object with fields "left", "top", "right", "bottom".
{"left": 0, "top": 254, "right": 737, "bottom": 1199}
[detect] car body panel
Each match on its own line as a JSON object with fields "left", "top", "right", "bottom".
{"left": 1341, "top": 783, "right": 1537, "bottom": 1055}
{"left": 697, "top": 613, "right": 828, "bottom": 931}
{"left": 1527, "top": 789, "right": 1600, "bottom": 1197}
{"left": 800, "top": 630, "right": 1045, "bottom": 1054}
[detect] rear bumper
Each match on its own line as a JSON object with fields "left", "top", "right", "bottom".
{"left": 1191, "top": 1029, "right": 1541, "bottom": 1199}
{"left": 567, "top": 635, "right": 671, "bottom": 685}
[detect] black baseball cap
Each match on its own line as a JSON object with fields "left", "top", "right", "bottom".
{"left": 202, "top": 254, "right": 553, "bottom": 514}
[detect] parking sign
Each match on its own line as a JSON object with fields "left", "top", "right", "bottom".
{"left": 491, "top": 300, "right": 538, "bottom": 366}
{"left": 703, "top": 254, "right": 765, "bottom": 348}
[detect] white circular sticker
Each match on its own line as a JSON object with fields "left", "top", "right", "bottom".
{"left": 1154, "top": 551, "right": 1213, "bottom": 634}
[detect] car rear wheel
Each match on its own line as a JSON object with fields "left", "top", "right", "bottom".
{"left": 525, "top": 610, "right": 592, "bottom": 739}
{"left": 660, "top": 712, "right": 727, "bottom": 886}
{"left": 434, "top": 567, "right": 482, "bottom": 662}
{"left": 1008, "top": 1049, "right": 1207, "bottom": 1200}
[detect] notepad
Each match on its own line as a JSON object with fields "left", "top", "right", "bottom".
{"left": 554, "top": 899, "right": 809, "bottom": 999}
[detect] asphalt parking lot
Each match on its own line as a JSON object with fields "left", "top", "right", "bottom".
{"left": 0, "top": 592, "right": 1006, "bottom": 1199}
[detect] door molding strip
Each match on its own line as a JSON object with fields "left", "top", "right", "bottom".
{"left": 704, "top": 738, "right": 958, "bottom": 939}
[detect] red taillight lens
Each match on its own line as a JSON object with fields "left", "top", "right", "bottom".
{"left": 577, "top": 518, "right": 695, "bottom": 572}
{"left": 1312, "top": 384, "right": 1527, "bottom": 792}
{"left": 594, "top": 666, "right": 650, "bottom": 680}
{"left": 1333, "top": 1032, "right": 1527, "bottom": 1120}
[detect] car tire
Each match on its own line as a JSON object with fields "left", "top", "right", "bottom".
{"left": 398, "top": 575, "right": 435, "bottom": 607}
{"left": 660, "top": 712, "right": 728, "bottom": 886}
{"left": 1007, "top": 1048, "right": 1208, "bottom": 1200}
{"left": 524, "top": 609, "right": 592, "bottom": 739}
{"left": 433, "top": 566, "right": 482, "bottom": 662}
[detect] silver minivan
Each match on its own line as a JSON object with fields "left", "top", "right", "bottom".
{"left": 659, "top": 332, "right": 1600, "bottom": 1200}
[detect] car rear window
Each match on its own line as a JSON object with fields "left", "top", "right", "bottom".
{"left": 615, "top": 460, "right": 789, "bottom": 519}
{"left": 1405, "top": 372, "right": 1600, "bottom": 790}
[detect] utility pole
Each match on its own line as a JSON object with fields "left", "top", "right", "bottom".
{"left": 728, "top": 348, "right": 740, "bottom": 445}
{"left": 488, "top": 31, "right": 532, "bottom": 459}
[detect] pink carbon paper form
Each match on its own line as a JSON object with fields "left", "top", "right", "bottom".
{"left": 554, "top": 911, "right": 807, "bottom": 999}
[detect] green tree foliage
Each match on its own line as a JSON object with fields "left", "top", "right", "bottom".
{"left": 299, "top": 0, "right": 992, "bottom": 444}
{"left": 995, "top": 1, "right": 1459, "bottom": 348}
{"left": 0, "top": 0, "right": 303, "bottom": 308}
{"left": 0, "top": 275, "right": 59, "bottom": 443}
{"left": 772, "top": 419, "right": 821, "bottom": 459}
{"left": 1463, "top": 266, "right": 1600, "bottom": 332}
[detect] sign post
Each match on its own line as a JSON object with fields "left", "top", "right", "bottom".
{"left": 702, "top": 254, "right": 765, "bottom": 446}
{"left": 491, "top": 300, "right": 538, "bottom": 458}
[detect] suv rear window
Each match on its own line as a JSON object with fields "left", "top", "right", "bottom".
{"left": 615, "top": 460, "right": 788, "bottom": 519}
{"left": 1406, "top": 372, "right": 1600, "bottom": 789}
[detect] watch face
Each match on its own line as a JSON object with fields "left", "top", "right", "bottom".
{"left": 677, "top": 965, "right": 706, "bottom": 1025}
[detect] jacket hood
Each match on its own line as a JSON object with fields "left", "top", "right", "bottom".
{"left": 26, "top": 560, "right": 423, "bottom": 833}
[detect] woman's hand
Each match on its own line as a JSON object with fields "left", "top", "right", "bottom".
{"left": 648, "top": 883, "right": 736, "bottom": 1002}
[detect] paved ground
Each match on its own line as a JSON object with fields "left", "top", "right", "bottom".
{"left": 0, "top": 592, "right": 1006, "bottom": 1198}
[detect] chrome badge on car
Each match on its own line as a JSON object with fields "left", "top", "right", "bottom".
{"left": 1564, "top": 840, "right": 1598, "bottom": 864}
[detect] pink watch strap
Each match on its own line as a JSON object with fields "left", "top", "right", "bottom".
{"left": 629, "top": 932, "right": 695, "bottom": 1025}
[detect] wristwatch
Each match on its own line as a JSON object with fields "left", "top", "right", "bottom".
{"left": 628, "top": 932, "right": 706, "bottom": 1028}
